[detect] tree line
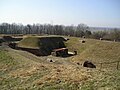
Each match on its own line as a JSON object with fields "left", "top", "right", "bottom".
{"left": 91, "top": 29, "right": 120, "bottom": 41}
{"left": 0, "top": 23, "right": 91, "bottom": 37}
{"left": 0, "top": 23, "right": 120, "bottom": 41}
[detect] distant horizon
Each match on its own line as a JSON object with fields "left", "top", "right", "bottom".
{"left": 0, "top": 0, "right": 120, "bottom": 28}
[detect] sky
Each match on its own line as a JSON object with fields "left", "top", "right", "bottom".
{"left": 0, "top": 0, "right": 120, "bottom": 27}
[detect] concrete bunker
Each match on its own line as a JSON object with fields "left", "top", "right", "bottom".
{"left": 51, "top": 48, "right": 68, "bottom": 57}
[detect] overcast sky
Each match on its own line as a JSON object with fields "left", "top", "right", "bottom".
{"left": 0, "top": 0, "right": 120, "bottom": 27}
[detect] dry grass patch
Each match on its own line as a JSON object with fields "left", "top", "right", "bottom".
{"left": 35, "top": 65, "right": 91, "bottom": 87}
{"left": 9, "top": 64, "right": 48, "bottom": 78}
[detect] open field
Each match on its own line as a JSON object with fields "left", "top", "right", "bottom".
{"left": 0, "top": 35, "right": 120, "bottom": 90}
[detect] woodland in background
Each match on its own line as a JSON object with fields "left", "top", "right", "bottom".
{"left": 0, "top": 23, "right": 120, "bottom": 41}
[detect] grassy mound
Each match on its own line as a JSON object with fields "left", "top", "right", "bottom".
{"left": 75, "top": 41, "right": 120, "bottom": 62}
{"left": 18, "top": 36, "right": 66, "bottom": 49}
{"left": 17, "top": 36, "right": 66, "bottom": 55}
{"left": 65, "top": 37, "right": 120, "bottom": 64}
{"left": 17, "top": 37, "right": 40, "bottom": 49}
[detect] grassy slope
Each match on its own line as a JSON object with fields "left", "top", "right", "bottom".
{"left": 0, "top": 48, "right": 90, "bottom": 90}
{"left": 0, "top": 48, "right": 50, "bottom": 89}
{"left": 17, "top": 37, "right": 40, "bottom": 49}
{"left": 65, "top": 37, "right": 120, "bottom": 89}
{"left": 0, "top": 48, "right": 120, "bottom": 90}
{"left": 65, "top": 37, "right": 120, "bottom": 63}
{"left": 0, "top": 36, "right": 120, "bottom": 90}
{"left": 79, "top": 41, "right": 120, "bottom": 62}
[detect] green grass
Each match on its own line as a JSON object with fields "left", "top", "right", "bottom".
{"left": 80, "top": 70, "right": 120, "bottom": 90}
{"left": 17, "top": 36, "right": 66, "bottom": 49}
{"left": 17, "top": 36, "right": 66, "bottom": 55}
{"left": 0, "top": 48, "right": 50, "bottom": 90}
{"left": 78, "top": 41, "right": 120, "bottom": 62}
{"left": 0, "top": 36, "right": 120, "bottom": 90}
{"left": 65, "top": 37, "right": 97, "bottom": 53}
{"left": 17, "top": 36, "right": 40, "bottom": 49}
{"left": 65, "top": 37, "right": 120, "bottom": 64}
{"left": 0, "top": 48, "right": 87, "bottom": 90}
